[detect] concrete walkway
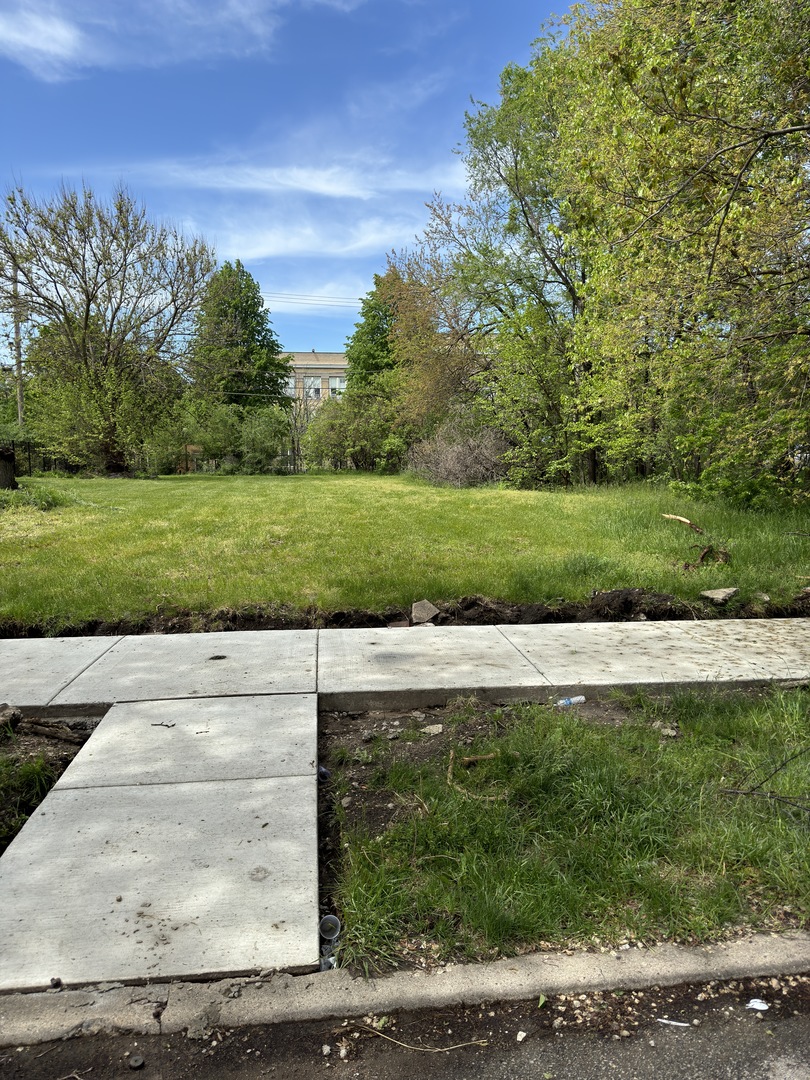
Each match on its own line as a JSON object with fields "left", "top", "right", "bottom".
{"left": 1, "top": 619, "right": 809, "bottom": 998}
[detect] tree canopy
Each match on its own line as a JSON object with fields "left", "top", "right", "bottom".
{"left": 343, "top": 0, "right": 810, "bottom": 501}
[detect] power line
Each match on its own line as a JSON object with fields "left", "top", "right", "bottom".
{"left": 261, "top": 291, "right": 360, "bottom": 309}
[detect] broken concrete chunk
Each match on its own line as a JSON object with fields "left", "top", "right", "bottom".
{"left": 700, "top": 588, "right": 739, "bottom": 605}
{"left": 411, "top": 599, "right": 440, "bottom": 624}
{"left": 421, "top": 724, "right": 444, "bottom": 736}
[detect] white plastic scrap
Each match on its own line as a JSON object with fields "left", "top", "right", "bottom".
{"left": 746, "top": 999, "right": 769, "bottom": 1011}
{"left": 655, "top": 1019, "right": 690, "bottom": 1027}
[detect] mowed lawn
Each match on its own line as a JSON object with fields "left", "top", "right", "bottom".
{"left": 2, "top": 473, "right": 810, "bottom": 630}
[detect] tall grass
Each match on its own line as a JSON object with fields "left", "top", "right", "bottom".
{"left": 1, "top": 474, "right": 809, "bottom": 628}
{"left": 335, "top": 689, "right": 810, "bottom": 969}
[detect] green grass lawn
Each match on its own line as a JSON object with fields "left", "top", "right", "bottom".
{"left": 332, "top": 688, "right": 810, "bottom": 970}
{"left": 2, "top": 473, "right": 810, "bottom": 630}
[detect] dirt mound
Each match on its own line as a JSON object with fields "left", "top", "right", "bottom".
{"left": 3, "top": 588, "right": 810, "bottom": 638}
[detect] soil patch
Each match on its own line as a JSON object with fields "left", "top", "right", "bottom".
{"left": 0, "top": 708, "right": 95, "bottom": 855}
{"left": 4, "top": 587, "right": 810, "bottom": 637}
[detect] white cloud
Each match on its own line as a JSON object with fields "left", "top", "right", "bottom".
{"left": 0, "top": 0, "right": 370, "bottom": 77}
{"left": 0, "top": 8, "right": 86, "bottom": 80}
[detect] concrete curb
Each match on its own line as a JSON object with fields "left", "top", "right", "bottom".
{"left": 2, "top": 931, "right": 809, "bottom": 1047}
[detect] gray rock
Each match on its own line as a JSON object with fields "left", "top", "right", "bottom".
{"left": 421, "top": 724, "right": 444, "bottom": 736}
{"left": 700, "top": 588, "right": 739, "bottom": 605}
{"left": 411, "top": 599, "right": 440, "bottom": 624}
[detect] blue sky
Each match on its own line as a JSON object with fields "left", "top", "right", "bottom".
{"left": 0, "top": 1, "right": 557, "bottom": 352}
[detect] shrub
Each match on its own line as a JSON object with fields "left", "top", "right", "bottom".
{"left": 408, "top": 416, "right": 509, "bottom": 487}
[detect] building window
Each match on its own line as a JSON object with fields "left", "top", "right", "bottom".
{"left": 329, "top": 376, "right": 347, "bottom": 398}
{"left": 303, "top": 376, "right": 321, "bottom": 399}
{"left": 284, "top": 375, "right": 296, "bottom": 398}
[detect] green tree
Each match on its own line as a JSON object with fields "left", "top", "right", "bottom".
{"left": 303, "top": 371, "right": 413, "bottom": 472}
{"left": 396, "top": 1, "right": 810, "bottom": 500}
{"left": 187, "top": 260, "right": 290, "bottom": 406}
{"left": 558, "top": 0, "right": 810, "bottom": 498}
{"left": 239, "top": 406, "right": 290, "bottom": 472}
{"left": 24, "top": 318, "right": 182, "bottom": 471}
{"left": 344, "top": 275, "right": 397, "bottom": 390}
{"left": 0, "top": 184, "right": 214, "bottom": 471}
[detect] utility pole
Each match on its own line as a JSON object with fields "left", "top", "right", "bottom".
{"left": 12, "top": 263, "right": 23, "bottom": 426}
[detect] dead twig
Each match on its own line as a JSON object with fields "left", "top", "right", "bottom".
{"left": 736, "top": 746, "right": 810, "bottom": 793}
{"left": 447, "top": 748, "right": 507, "bottom": 802}
{"left": 662, "top": 514, "right": 704, "bottom": 534}
{"left": 720, "top": 788, "right": 810, "bottom": 815}
{"left": 461, "top": 751, "right": 501, "bottom": 767}
{"left": 722, "top": 745, "right": 810, "bottom": 815}
{"left": 358, "top": 1024, "right": 488, "bottom": 1053}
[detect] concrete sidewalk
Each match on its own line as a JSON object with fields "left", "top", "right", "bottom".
{"left": 5, "top": 618, "right": 810, "bottom": 713}
{"left": 1, "top": 619, "right": 808, "bottom": 1032}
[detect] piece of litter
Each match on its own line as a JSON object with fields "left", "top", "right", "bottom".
{"left": 655, "top": 1019, "right": 690, "bottom": 1027}
{"left": 516, "top": 1031, "right": 527, "bottom": 1043}
{"left": 746, "top": 999, "right": 769, "bottom": 1011}
{"left": 321, "top": 1044, "right": 332, "bottom": 1056}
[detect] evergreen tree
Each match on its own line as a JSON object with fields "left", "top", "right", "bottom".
{"left": 188, "top": 260, "right": 290, "bottom": 406}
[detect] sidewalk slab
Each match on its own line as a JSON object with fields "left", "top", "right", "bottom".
{"left": 678, "top": 618, "right": 810, "bottom": 680}
{"left": 0, "top": 776, "right": 318, "bottom": 992}
{"left": 317, "top": 625, "right": 551, "bottom": 709}
{"left": 54, "top": 694, "right": 317, "bottom": 789}
{"left": 50, "top": 630, "right": 317, "bottom": 706}
{"left": 499, "top": 621, "right": 783, "bottom": 692}
{"left": 0, "top": 636, "right": 123, "bottom": 711}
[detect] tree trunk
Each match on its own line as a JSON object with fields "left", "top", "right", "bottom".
{"left": 0, "top": 447, "right": 18, "bottom": 490}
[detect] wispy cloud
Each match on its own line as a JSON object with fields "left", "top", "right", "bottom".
{"left": 0, "top": 8, "right": 86, "bottom": 80}
{"left": 117, "top": 154, "right": 466, "bottom": 201}
{"left": 0, "top": 0, "right": 369, "bottom": 78}
{"left": 202, "top": 211, "right": 421, "bottom": 261}
{"left": 347, "top": 67, "right": 452, "bottom": 122}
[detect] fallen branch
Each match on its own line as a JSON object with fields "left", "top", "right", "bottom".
{"left": 16, "top": 721, "right": 86, "bottom": 745}
{"left": 683, "top": 543, "right": 731, "bottom": 570}
{"left": 359, "top": 1024, "right": 488, "bottom": 1053}
{"left": 662, "top": 514, "right": 704, "bottom": 534}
